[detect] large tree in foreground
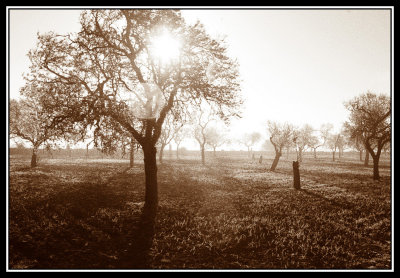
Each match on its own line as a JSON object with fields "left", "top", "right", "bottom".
{"left": 344, "top": 92, "right": 390, "bottom": 180}
{"left": 27, "top": 10, "right": 242, "bottom": 221}
{"left": 267, "top": 121, "right": 294, "bottom": 171}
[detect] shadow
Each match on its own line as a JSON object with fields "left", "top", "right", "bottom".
{"left": 9, "top": 167, "right": 156, "bottom": 269}
{"left": 299, "top": 189, "right": 355, "bottom": 210}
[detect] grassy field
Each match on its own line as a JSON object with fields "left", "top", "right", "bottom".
{"left": 8, "top": 152, "right": 391, "bottom": 270}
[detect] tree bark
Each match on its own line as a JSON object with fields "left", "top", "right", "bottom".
{"left": 373, "top": 156, "right": 380, "bottom": 180}
{"left": 270, "top": 152, "right": 281, "bottom": 171}
{"left": 31, "top": 148, "right": 38, "bottom": 168}
{"left": 332, "top": 150, "right": 335, "bottom": 162}
{"left": 359, "top": 149, "right": 363, "bottom": 162}
{"left": 364, "top": 151, "right": 369, "bottom": 166}
{"left": 313, "top": 148, "right": 317, "bottom": 159}
{"left": 142, "top": 144, "right": 158, "bottom": 220}
{"left": 293, "top": 161, "right": 300, "bottom": 189}
{"left": 129, "top": 146, "right": 134, "bottom": 168}
{"left": 298, "top": 149, "right": 303, "bottom": 162}
{"left": 201, "top": 145, "right": 205, "bottom": 165}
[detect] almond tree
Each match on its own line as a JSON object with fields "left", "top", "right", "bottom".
{"left": 205, "top": 126, "right": 228, "bottom": 157}
{"left": 293, "top": 124, "right": 313, "bottom": 162}
{"left": 239, "top": 132, "right": 262, "bottom": 157}
{"left": 267, "top": 121, "right": 294, "bottom": 171}
{"left": 27, "top": 10, "right": 242, "bottom": 224}
{"left": 173, "top": 126, "right": 189, "bottom": 159}
{"left": 308, "top": 123, "right": 333, "bottom": 159}
{"left": 193, "top": 109, "right": 214, "bottom": 165}
{"left": 326, "top": 133, "right": 342, "bottom": 162}
{"left": 157, "top": 114, "right": 182, "bottom": 163}
{"left": 9, "top": 84, "right": 75, "bottom": 167}
{"left": 344, "top": 92, "right": 391, "bottom": 180}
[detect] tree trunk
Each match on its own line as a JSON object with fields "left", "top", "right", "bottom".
{"left": 176, "top": 144, "right": 180, "bottom": 159}
{"left": 359, "top": 149, "right": 363, "bottom": 161}
{"left": 313, "top": 148, "right": 317, "bottom": 159}
{"left": 332, "top": 150, "right": 335, "bottom": 162}
{"left": 213, "top": 147, "right": 216, "bottom": 157}
{"left": 270, "top": 152, "right": 281, "bottom": 171}
{"left": 142, "top": 144, "right": 158, "bottom": 220}
{"left": 201, "top": 145, "right": 205, "bottom": 165}
{"left": 373, "top": 156, "right": 380, "bottom": 180}
{"left": 293, "top": 161, "right": 300, "bottom": 189}
{"left": 159, "top": 144, "right": 165, "bottom": 164}
{"left": 298, "top": 149, "right": 303, "bottom": 162}
{"left": 364, "top": 151, "right": 369, "bottom": 166}
{"left": 31, "top": 148, "right": 38, "bottom": 168}
{"left": 339, "top": 148, "right": 342, "bottom": 159}
{"left": 129, "top": 146, "right": 134, "bottom": 168}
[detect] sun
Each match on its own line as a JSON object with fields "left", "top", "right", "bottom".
{"left": 150, "top": 30, "right": 181, "bottom": 64}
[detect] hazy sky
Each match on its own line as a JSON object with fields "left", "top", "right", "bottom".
{"left": 8, "top": 8, "right": 391, "bottom": 150}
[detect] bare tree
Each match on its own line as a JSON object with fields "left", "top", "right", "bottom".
{"left": 205, "top": 126, "right": 228, "bottom": 157}
{"left": 157, "top": 115, "right": 182, "bottom": 164}
{"left": 293, "top": 124, "right": 314, "bottom": 162}
{"left": 193, "top": 110, "right": 214, "bottom": 165}
{"left": 308, "top": 123, "right": 333, "bottom": 159}
{"left": 267, "top": 121, "right": 294, "bottom": 171}
{"left": 10, "top": 95, "right": 66, "bottom": 167}
{"left": 27, "top": 10, "right": 242, "bottom": 223}
{"left": 326, "top": 133, "right": 343, "bottom": 162}
{"left": 239, "top": 132, "right": 262, "bottom": 157}
{"left": 344, "top": 92, "right": 391, "bottom": 180}
{"left": 173, "top": 126, "right": 189, "bottom": 159}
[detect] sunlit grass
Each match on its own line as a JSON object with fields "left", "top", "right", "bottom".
{"left": 8, "top": 154, "right": 391, "bottom": 269}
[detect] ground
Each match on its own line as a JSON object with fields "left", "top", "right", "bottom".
{"left": 8, "top": 152, "right": 391, "bottom": 270}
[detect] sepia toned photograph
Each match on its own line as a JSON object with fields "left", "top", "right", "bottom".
{"left": 6, "top": 6, "right": 393, "bottom": 271}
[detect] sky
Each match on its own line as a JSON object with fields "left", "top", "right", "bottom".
{"left": 8, "top": 8, "right": 391, "bottom": 150}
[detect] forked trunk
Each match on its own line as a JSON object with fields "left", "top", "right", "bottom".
{"left": 270, "top": 152, "right": 281, "bottom": 171}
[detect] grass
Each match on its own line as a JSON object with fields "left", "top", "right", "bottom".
{"left": 8, "top": 153, "right": 391, "bottom": 269}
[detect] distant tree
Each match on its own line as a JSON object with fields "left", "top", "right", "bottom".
{"left": 326, "top": 133, "right": 342, "bottom": 162}
{"left": 309, "top": 123, "right": 333, "bottom": 159}
{"left": 293, "top": 124, "right": 314, "bottom": 162}
{"left": 173, "top": 127, "right": 189, "bottom": 159}
{"left": 193, "top": 110, "right": 214, "bottom": 165}
{"left": 239, "top": 132, "right": 262, "bottom": 157}
{"left": 205, "top": 126, "right": 228, "bottom": 157}
{"left": 157, "top": 115, "right": 183, "bottom": 164}
{"left": 267, "top": 121, "right": 294, "bottom": 171}
{"left": 344, "top": 92, "right": 391, "bottom": 180}
{"left": 10, "top": 96, "right": 64, "bottom": 167}
{"left": 343, "top": 122, "right": 365, "bottom": 162}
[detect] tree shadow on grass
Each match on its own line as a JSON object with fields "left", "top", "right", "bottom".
{"left": 299, "top": 188, "right": 355, "bottom": 210}
{"left": 9, "top": 167, "right": 156, "bottom": 269}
